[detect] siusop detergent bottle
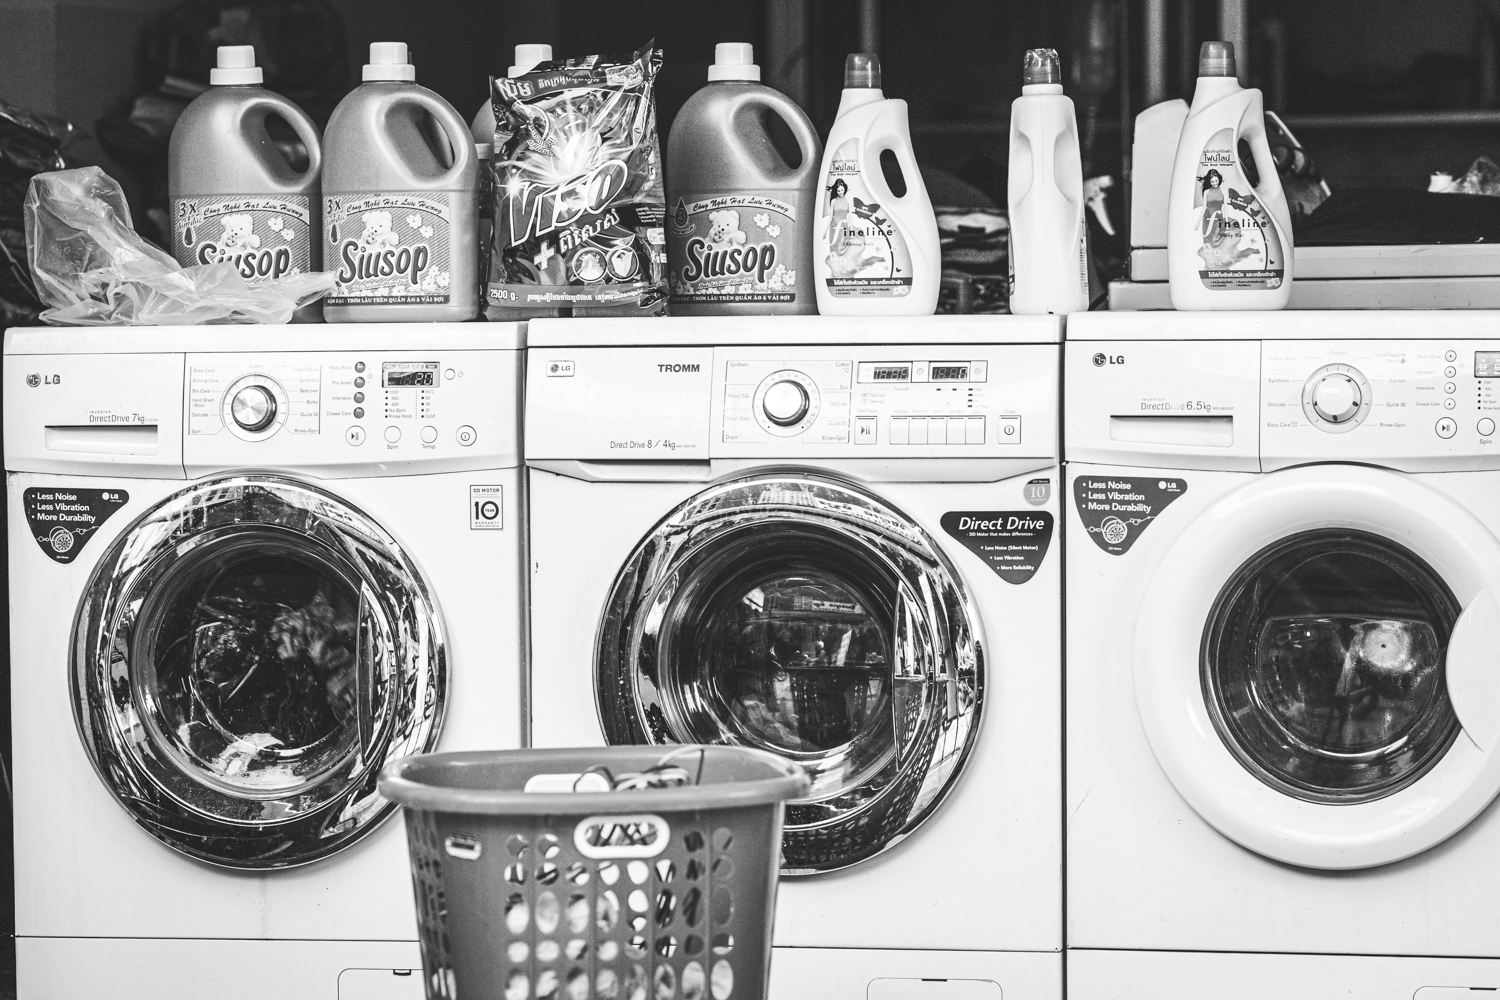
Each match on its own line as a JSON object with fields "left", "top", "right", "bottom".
{"left": 323, "top": 42, "right": 478, "bottom": 323}
{"left": 1007, "top": 48, "right": 1089, "bottom": 315}
{"left": 666, "top": 43, "right": 821, "bottom": 315}
{"left": 168, "top": 45, "right": 322, "bottom": 318}
{"left": 1167, "top": 40, "right": 1293, "bottom": 310}
{"left": 814, "top": 53, "right": 940, "bottom": 315}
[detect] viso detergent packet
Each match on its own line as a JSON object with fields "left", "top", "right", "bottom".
{"left": 487, "top": 41, "right": 668, "bottom": 317}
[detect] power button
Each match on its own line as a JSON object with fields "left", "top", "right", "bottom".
{"left": 456, "top": 425, "right": 477, "bottom": 447}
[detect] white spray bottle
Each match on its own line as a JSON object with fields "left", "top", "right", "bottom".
{"left": 1007, "top": 48, "right": 1089, "bottom": 315}
{"left": 814, "top": 53, "right": 940, "bottom": 315}
{"left": 1167, "top": 41, "right": 1293, "bottom": 310}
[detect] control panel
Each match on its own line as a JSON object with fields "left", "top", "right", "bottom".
{"left": 525, "top": 344, "right": 1057, "bottom": 460}
{"left": 1065, "top": 338, "right": 1500, "bottom": 473}
{"left": 183, "top": 351, "right": 513, "bottom": 473}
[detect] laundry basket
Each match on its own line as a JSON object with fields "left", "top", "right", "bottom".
{"left": 380, "top": 745, "right": 810, "bottom": 1000}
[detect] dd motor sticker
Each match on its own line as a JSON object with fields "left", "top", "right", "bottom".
{"left": 171, "top": 195, "right": 312, "bottom": 280}
{"left": 1073, "top": 476, "right": 1187, "bottom": 555}
{"left": 325, "top": 193, "right": 452, "bottom": 305}
{"left": 23, "top": 487, "right": 128, "bottom": 564}
{"left": 941, "top": 511, "right": 1054, "bottom": 585}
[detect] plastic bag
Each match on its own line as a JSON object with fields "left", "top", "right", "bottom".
{"left": 24, "top": 166, "right": 334, "bottom": 325}
{"left": 1433, "top": 156, "right": 1500, "bottom": 197}
{"left": 486, "top": 40, "right": 667, "bottom": 319}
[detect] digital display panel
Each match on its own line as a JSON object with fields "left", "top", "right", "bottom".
{"left": 873, "top": 366, "right": 911, "bottom": 381}
{"left": 931, "top": 365, "right": 970, "bottom": 381}
{"left": 1477, "top": 352, "right": 1500, "bottom": 378}
{"left": 383, "top": 362, "right": 440, "bottom": 388}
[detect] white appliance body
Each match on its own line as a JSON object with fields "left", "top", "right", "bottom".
{"left": 5, "top": 325, "right": 526, "bottom": 1000}
{"left": 525, "top": 316, "right": 1064, "bottom": 1000}
{"left": 1065, "top": 311, "right": 1500, "bottom": 998}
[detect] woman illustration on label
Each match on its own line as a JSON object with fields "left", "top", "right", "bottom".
{"left": 825, "top": 178, "right": 851, "bottom": 253}
{"left": 1199, "top": 169, "right": 1225, "bottom": 237}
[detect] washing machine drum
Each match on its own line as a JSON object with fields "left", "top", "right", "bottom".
{"left": 72, "top": 475, "right": 446, "bottom": 869}
{"left": 598, "top": 473, "right": 984, "bottom": 874}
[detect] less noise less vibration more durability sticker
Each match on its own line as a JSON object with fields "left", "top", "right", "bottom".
{"left": 1073, "top": 475, "right": 1187, "bottom": 555}
{"left": 941, "top": 510, "right": 1054, "bottom": 584}
{"left": 23, "top": 487, "right": 128, "bottom": 564}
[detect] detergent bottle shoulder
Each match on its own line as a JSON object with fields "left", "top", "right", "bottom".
{"left": 323, "top": 42, "right": 478, "bottom": 323}
{"left": 1167, "top": 41, "right": 1293, "bottom": 310}
{"left": 1007, "top": 48, "right": 1089, "bottom": 315}
{"left": 666, "top": 43, "right": 822, "bottom": 315}
{"left": 813, "top": 53, "right": 940, "bottom": 316}
{"left": 168, "top": 45, "right": 322, "bottom": 316}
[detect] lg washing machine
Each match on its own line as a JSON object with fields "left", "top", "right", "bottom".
{"left": 526, "top": 315, "right": 1064, "bottom": 1000}
{"left": 4, "top": 324, "right": 526, "bottom": 999}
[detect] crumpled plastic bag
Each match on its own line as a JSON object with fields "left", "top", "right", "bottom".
{"left": 24, "top": 166, "right": 335, "bottom": 325}
{"left": 1433, "top": 156, "right": 1500, "bottom": 197}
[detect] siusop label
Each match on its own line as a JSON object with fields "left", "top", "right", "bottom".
{"left": 172, "top": 195, "right": 311, "bottom": 280}
{"left": 942, "top": 510, "right": 1054, "bottom": 585}
{"left": 23, "top": 487, "right": 128, "bottom": 564}
{"left": 325, "top": 192, "right": 452, "bottom": 305}
{"left": 1073, "top": 476, "right": 1187, "bottom": 555}
{"left": 817, "top": 138, "right": 913, "bottom": 298}
{"left": 668, "top": 193, "right": 802, "bottom": 305}
{"left": 1193, "top": 128, "right": 1286, "bottom": 291}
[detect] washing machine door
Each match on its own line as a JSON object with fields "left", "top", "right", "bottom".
{"left": 1136, "top": 464, "right": 1500, "bottom": 869}
{"left": 597, "top": 473, "right": 984, "bottom": 874}
{"left": 72, "top": 475, "right": 445, "bottom": 869}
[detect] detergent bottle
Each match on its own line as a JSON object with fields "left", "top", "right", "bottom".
{"left": 666, "top": 42, "right": 821, "bottom": 315}
{"left": 1007, "top": 48, "right": 1089, "bottom": 315}
{"left": 813, "top": 53, "right": 940, "bottom": 315}
{"left": 1167, "top": 40, "right": 1293, "bottom": 310}
{"left": 323, "top": 42, "right": 478, "bottom": 323}
{"left": 168, "top": 45, "right": 322, "bottom": 318}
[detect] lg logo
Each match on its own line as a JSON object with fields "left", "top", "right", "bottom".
{"left": 1091, "top": 353, "right": 1106, "bottom": 367}
{"left": 1092, "top": 353, "right": 1125, "bottom": 367}
{"left": 26, "top": 373, "right": 60, "bottom": 387}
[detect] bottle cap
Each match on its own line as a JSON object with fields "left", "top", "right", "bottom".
{"left": 708, "top": 42, "right": 760, "bottom": 82}
{"left": 1022, "top": 48, "right": 1062, "bottom": 86}
{"left": 1198, "top": 41, "right": 1236, "bottom": 78}
{"left": 364, "top": 41, "right": 416, "bottom": 82}
{"left": 844, "top": 52, "right": 881, "bottom": 89}
{"left": 509, "top": 43, "right": 553, "bottom": 78}
{"left": 210, "top": 45, "right": 263, "bottom": 86}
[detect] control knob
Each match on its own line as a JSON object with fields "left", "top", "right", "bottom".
{"left": 762, "top": 380, "right": 810, "bottom": 427}
{"left": 230, "top": 384, "right": 278, "bottom": 432}
{"left": 1311, "top": 373, "right": 1361, "bottom": 423}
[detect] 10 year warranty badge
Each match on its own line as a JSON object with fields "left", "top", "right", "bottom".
{"left": 470, "top": 486, "right": 503, "bottom": 529}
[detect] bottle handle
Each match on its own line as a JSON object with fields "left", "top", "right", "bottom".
{"left": 1238, "top": 107, "right": 1289, "bottom": 219}
{"left": 861, "top": 110, "right": 922, "bottom": 207}
{"left": 729, "top": 91, "right": 822, "bottom": 180}
{"left": 241, "top": 94, "right": 322, "bottom": 181}
{"left": 395, "top": 90, "right": 476, "bottom": 186}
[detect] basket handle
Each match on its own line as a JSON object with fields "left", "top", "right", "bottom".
{"left": 574, "top": 814, "right": 671, "bottom": 859}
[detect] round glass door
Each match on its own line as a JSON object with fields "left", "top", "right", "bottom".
{"left": 1202, "top": 529, "right": 1461, "bottom": 804}
{"left": 598, "top": 473, "right": 983, "bottom": 874}
{"left": 72, "top": 476, "right": 446, "bottom": 869}
{"left": 1135, "top": 465, "right": 1500, "bottom": 869}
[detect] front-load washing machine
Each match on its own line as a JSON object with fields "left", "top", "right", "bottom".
{"left": 4, "top": 324, "right": 526, "bottom": 1000}
{"left": 1065, "top": 310, "right": 1500, "bottom": 998}
{"left": 525, "top": 315, "right": 1063, "bottom": 1000}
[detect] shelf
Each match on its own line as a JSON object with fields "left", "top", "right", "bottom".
{"left": 1282, "top": 110, "right": 1500, "bottom": 129}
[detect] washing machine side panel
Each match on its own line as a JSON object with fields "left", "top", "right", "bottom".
{"left": 11, "top": 471, "right": 522, "bottom": 941}
{"left": 774, "top": 472, "right": 1063, "bottom": 953}
{"left": 1067, "top": 464, "right": 1500, "bottom": 958}
{"left": 526, "top": 469, "right": 702, "bottom": 748}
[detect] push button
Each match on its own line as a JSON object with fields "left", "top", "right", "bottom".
{"left": 1480, "top": 418, "right": 1496, "bottom": 437}
{"left": 996, "top": 415, "right": 1022, "bottom": 443}
{"left": 456, "top": 424, "right": 477, "bottom": 447}
{"left": 385, "top": 425, "right": 402, "bottom": 444}
{"left": 421, "top": 425, "right": 438, "bottom": 444}
{"left": 855, "top": 416, "right": 876, "bottom": 443}
{"left": 345, "top": 426, "right": 366, "bottom": 446}
{"left": 1436, "top": 417, "right": 1458, "bottom": 439}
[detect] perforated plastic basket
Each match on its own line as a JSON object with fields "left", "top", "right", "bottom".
{"left": 380, "top": 746, "right": 810, "bottom": 1000}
